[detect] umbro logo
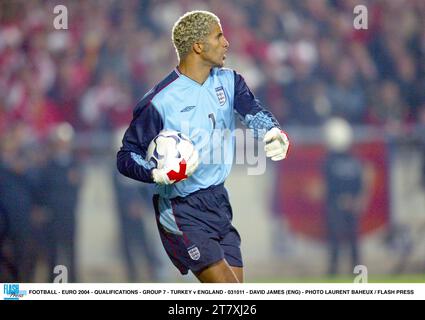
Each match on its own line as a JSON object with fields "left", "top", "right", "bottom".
{"left": 180, "top": 105, "right": 196, "bottom": 112}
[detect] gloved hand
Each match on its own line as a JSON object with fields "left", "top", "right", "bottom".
{"left": 263, "top": 127, "right": 290, "bottom": 161}
{"left": 152, "top": 148, "right": 199, "bottom": 184}
{"left": 185, "top": 148, "right": 199, "bottom": 177}
{"left": 151, "top": 168, "right": 172, "bottom": 184}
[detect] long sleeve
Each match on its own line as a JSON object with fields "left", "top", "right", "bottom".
{"left": 116, "top": 100, "right": 164, "bottom": 183}
{"left": 233, "top": 71, "right": 281, "bottom": 138}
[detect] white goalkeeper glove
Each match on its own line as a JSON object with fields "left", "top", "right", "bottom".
{"left": 263, "top": 127, "right": 290, "bottom": 161}
{"left": 185, "top": 148, "right": 199, "bottom": 177}
{"left": 151, "top": 168, "right": 172, "bottom": 185}
{"left": 152, "top": 149, "right": 199, "bottom": 185}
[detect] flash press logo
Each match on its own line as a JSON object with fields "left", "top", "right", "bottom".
{"left": 3, "top": 284, "right": 27, "bottom": 300}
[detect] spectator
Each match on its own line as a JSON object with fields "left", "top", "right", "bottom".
{"left": 323, "top": 118, "right": 366, "bottom": 275}
{"left": 38, "top": 123, "right": 81, "bottom": 282}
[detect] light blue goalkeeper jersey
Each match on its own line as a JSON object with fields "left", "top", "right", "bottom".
{"left": 117, "top": 67, "right": 280, "bottom": 198}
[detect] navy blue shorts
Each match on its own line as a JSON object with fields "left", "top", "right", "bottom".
{"left": 152, "top": 184, "right": 243, "bottom": 275}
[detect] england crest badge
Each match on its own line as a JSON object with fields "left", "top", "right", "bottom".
{"left": 187, "top": 245, "right": 201, "bottom": 261}
{"left": 215, "top": 86, "right": 226, "bottom": 106}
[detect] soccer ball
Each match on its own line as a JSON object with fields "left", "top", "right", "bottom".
{"left": 146, "top": 129, "right": 195, "bottom": 174}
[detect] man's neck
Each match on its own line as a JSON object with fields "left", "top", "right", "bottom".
{"left": 178, "top": 57, "right": 212, "bottom": 85}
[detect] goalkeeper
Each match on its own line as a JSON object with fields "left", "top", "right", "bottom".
{"left": 117, "top": 10, "right": 289, "bottom": 283}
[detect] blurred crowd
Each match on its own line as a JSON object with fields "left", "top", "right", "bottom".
{"left": 1, "top": 0, "right": 424, "bottom": 139}
{"left": 1, "top": 0, "right": 425, "bottom": 281}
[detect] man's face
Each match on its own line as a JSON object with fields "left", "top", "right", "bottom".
{"left": 200, "top": 23, "right": 229, "bottom": 68}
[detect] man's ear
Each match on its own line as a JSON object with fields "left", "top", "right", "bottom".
{"left": 193, "top": 42, "right": 203, "bottom": 55}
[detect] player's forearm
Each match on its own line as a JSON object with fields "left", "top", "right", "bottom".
{"left": 242, "top": 109, "right": 281, "bottom": 139}
{"left": 233, "top": 71, "right": 281, "bottom": 138}
{"left": 116, "top": 150, "right": 155, "bottom": 183}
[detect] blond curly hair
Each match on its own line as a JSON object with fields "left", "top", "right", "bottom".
{"left": 172, "top": 10, "right": 220, "bottom": 61}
